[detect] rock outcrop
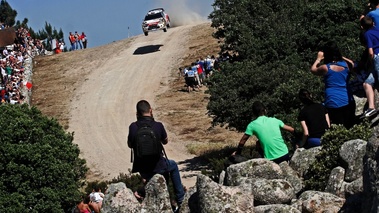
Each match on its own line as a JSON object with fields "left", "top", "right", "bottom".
{"left": 101, "top": 127, "right": 379, "bottom": 212}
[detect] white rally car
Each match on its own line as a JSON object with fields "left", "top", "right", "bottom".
{"left": 142, "top": 8, "right": 171, "bottom": 36}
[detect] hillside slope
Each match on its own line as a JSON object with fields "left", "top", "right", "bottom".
{"left": 31, "top": 23, "right": 240, "bottom": 187}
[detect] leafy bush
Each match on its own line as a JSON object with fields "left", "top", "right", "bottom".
{"left": 207, "top": 0, "right": 364, "bottom": 131}
{"left": 107, "top": 171, "right": 144, "bottom": 193}
{"left": 304, "top": 122, "right": 371, "bottom": 191}
{"left": 0, "top": 104, "right": 87, "bottom": 213}
{"left": 207, "top": 60, "right": 323, "bottom": 132}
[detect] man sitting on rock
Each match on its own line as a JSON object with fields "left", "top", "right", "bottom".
{"left": 127, "top": 100, "right": 185, "bottom": 212}
{"left": 233, "top": 101, "right": 295, "bottom": 164}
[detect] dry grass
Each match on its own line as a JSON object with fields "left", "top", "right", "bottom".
{"left": 31, "top": 39, "right": 134, "bottom": 129}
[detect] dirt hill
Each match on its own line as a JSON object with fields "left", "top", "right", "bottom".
{"left": 31, "top": 23, "right": 241, "bottom": 188}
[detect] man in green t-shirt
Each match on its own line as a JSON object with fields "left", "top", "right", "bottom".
{"left": 234, "top": 101, "right": 295, "bottom": 164}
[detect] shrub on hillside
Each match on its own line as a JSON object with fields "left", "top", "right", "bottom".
{"left": 304, "top": 122, "right": 371, "bottom": 191}
{"left": 207, "top": 60, "right": 323, "bottom": 132}
{"left": 0, "top": 104, "right": 87, "bottom": 212}
{"left": 107, "top": 172, "right": 144, "bottom": 193}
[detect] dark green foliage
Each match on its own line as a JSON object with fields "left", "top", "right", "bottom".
{"left": 207, "top": 60, "right": 323, "bottom": 131}
{"left": 107, "top": 172, "right": 144, "bottom": 193}
{"left": 0, "top": 0, "right": 16, "bottom": 27}
{"left": 5, "top": 1, "right": 65, "bottom": 48}
{"left": 304, "top": 122, "right": 371, "bottom": 191}
{"left": 207, "top": 0, "right": 364, "bottom": 132}
{"left": 205, "top": 0, "right": 371, "bottom": 193}
{"left": 210, "top": 0, "right": 308, "bottom": 63}
{"left": 0, "top": 104, "right": 87, "bottom": 213}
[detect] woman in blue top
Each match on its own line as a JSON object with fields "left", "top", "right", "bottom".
{"left": 310, "top": 41, "right": 356, "bottom": 129}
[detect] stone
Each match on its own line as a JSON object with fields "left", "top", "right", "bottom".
{"left": 226, "top": 158, "right": 283, "bottom": 186}
{"left": 102, "top": 182, "right": 141, "bottom": 213}
{"left": 197, "top": 174, "right": 254, "bottom": 213}
{"left": 340, "top": 139, "right": 367, "bottom": 182}
{"left": 289, "top": 147, "right": 322, "bottom": 177}
{"left": 240, "top": 178, "right": 295, "bottom": 205}
{"left": 325, "top": 166, "right": 345, "bottom": 198}
{"left": 254, "top": 204, "right": 301, "bottom": 213}
{"left": 180, "top": 186, "right": 199, "bottom": 213}
{"left": 141, "top": 174, "right": 172, "bottom": 213}
{"left": 291, "top": 190, "right": 345, "bottom": 213}
{"left": 362, "top": 125, "right": 379, "bottom": 213}
{"left": 279, "top": 161, "right": 304, "bottom": 194}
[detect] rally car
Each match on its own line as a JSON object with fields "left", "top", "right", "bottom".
{"left": 142, "top": 8, "right": 171, "bottom": 36}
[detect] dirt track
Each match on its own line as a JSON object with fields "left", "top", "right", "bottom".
{"left": 67, "top": 25, "right": 199, "bottom": 186}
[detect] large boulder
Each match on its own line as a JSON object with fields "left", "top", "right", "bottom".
{"left": 254, "top": 204, "right": 301, "bottom": 213}
{"left": 291, "top": 190, "right": 345, "bottom": 213}
{"left": 225, "top": 158, "right": 283, "bottom": 186}
{"left": 197, "top": 174, "right": 254, "bottom": 213}
{"left": 102, "top": 182, "right": 141, "bottom": 213}
{"left": 340, "top": 177, "right": 365, "bottom": 213}
{"left": 141, "top": 174, "right": 172, "bottom": 213}
{"left": 344, "top": 177, "right": 363, "bottom": 196}
{"left": 362, "top": 125, "right": 379, "bottom": 213}
{"left": 289, "top": 147, "right": 322, "bottom": 177}
{"left": 325, "top": 166, "right": 345, "bottom": 197}
{"left": 279, "top": 161, "right": 304, "bottom": 194}
{"left": 240, "top": 178, "right": 296, "bottom": 205}
{"left": 340, "top": 139, "right": 367, "bottom": 182}
{"left": 180, "top": 186, "right": 199, "bottom": 213}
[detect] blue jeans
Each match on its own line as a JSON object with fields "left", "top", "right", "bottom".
{"left": 70, "top": 42, "right": 75, "bottom": 51}
{"left": 141, "top": 159, "right": 185, "bottom": 203}
{"left": 76, "top": 40, "right": 82, "bottom": 49}
{"left": 166, "top": 159, "right": 185, "bottom": 203}
{"left": 305, "top": 137, "right": 321, "bottom": 149}
{"left": 364, "top": 54, "right": 379, "bottom": 86}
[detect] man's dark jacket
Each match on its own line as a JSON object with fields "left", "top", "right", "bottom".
{"left": 127, "top": 116, "right": 168, "bottom": 174}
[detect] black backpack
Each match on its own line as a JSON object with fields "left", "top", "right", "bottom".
{"left": 134, "top": 121, "right": 163, "bottom": 158}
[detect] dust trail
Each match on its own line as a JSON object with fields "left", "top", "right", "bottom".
{"left": 152, "top": 0, "right": 212, "bottom": 27}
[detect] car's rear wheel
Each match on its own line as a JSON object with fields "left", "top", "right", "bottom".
{"left": 144, "top": 32, "right": 148, "bottom": 36}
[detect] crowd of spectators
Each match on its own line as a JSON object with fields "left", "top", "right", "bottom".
{"left": 0, "top": 25, "right": 87, "bottom": 105}
{"left": 180, "top": 53, "right": 240, "bottom": 92}
{"left": 68, "top": 31, "right": 87, "bottom": 51}
{"left": 0, "top": 26, "right": 49, "bottom": 105}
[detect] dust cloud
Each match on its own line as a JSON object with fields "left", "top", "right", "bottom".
{"left": 153, "top": 0, "right": 211, "bottom": 27}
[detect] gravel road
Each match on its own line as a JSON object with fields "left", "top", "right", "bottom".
{"left": 68, "top": 24, "right": 199, "bottom": 187}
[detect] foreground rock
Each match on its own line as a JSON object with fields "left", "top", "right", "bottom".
{"left": 101, "top": 127, "right": 379, "bottom": 212}
{"left": 197, "top": 174, "right": 254, "bottom": 213}
{"left": 102, "top": 174, "right": 172, "bottom": 213}
{"left": 102, "top": 182, "right": 140, "bottom": 213}
{"left": 291, "top": 191, "right": 345, "bottom": 213}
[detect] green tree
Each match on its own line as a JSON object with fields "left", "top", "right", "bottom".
{"left": 207, "top": 0, "right": 364, "bottom": 131}
{"left": 0, "top": 104, "right": 88, "bottom": 213}
{"left": 2, "top": 1, "right": 65, "bottom": 49}
{"left": 0, "top": 0, "right": 16, "bottom": 27}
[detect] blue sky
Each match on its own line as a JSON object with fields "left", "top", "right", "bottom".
{"left": 9, "top": 0, "right": 214, "bottom": 48}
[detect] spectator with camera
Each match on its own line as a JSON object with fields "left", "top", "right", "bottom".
{"left": 310, "top": 41, "right": 356, "bottom": 128}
